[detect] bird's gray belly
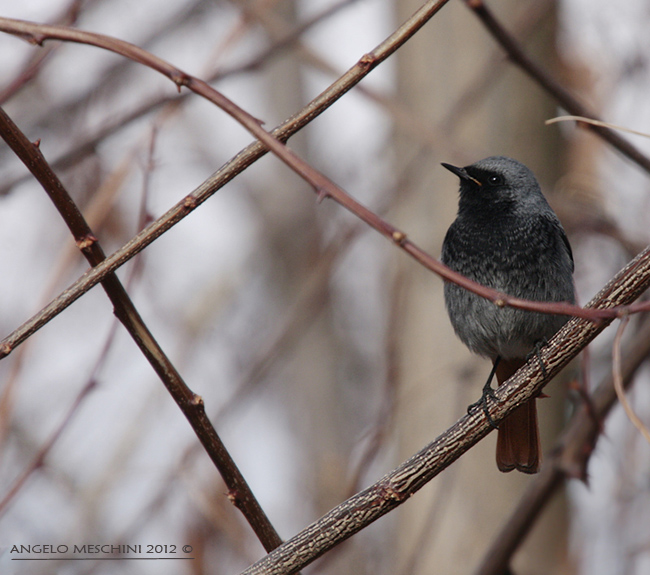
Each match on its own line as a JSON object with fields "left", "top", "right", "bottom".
{"left": 443, "top": 282, "right": 568, "bottom": 360}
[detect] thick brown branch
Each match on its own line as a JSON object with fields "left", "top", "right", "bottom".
{"left": 3, "top": 6, "right": 648, "bottom": 363}
{"left": 238, "top": 247, "right": 650, "bottom": 575}
{"left": 0, "top": 106, "right": 284, "bottom": 553}
{"left": 0, "top": 1, "right": 454, "bottom": 352}
{"left": 476, "top": 312, "right": 650, "bottom": 575}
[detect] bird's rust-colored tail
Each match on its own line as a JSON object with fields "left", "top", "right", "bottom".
{"left": 494, "top": 358, "right": 541, "bottom": 474}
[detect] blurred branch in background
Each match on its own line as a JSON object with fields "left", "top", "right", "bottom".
{"left": 0, "top": 105, "right": 285, "bottom": 552}
{"left": 0, "top": 0, "right": 359, "bottom": 196}
{"left": 0, "top": 0, "right": 85, "bottom": 104}
{"left": 1, "top": 1, "right": 650, "bottom": 575}
{"left": 0, "top": 0, "right": 456, "bottom": 354}
{"left": 476, "top": 311, "right": 650, "bottom": 575}
{"left": 463, "top": 0, "right": 650, "bottom": 174}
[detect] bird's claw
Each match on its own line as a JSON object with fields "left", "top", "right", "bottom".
{"left": 526, "top": 339, "right": 549, "bottom": 379}
{"left": 467, "top": 384, "right": 499, "bottom": 428}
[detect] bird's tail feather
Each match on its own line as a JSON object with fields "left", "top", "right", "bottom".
{"left": 494, "top": 358, "right": 541, "bottom": 474}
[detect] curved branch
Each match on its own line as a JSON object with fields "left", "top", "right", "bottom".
{"left": 238, "top": 246, "right": 650, "bottom": 575}
{"left": 0, "top": 1, "right": 452, "bottom": 352}
{"left": 2, "top": 7, "right": 648, "bottom": 363}
{"left": 464, "top": 0, "right": 650, "bottom": 174}
{"left": 476, "top": 311, "right": 650, "bottom": 575}
{"left": 0, "top": 105, "right": 284, "bottom": 553}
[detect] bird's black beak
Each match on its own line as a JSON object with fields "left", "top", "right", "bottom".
{"left": 441, "top": 163, "right": 482, "bottom": 186}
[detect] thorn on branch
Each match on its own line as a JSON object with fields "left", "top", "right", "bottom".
{"left": 17, "top": 32, "right": 45, "bottom": 46}
{"left": 33, "top": 138, "right": 41, "bottom": 149}
{"left": 76, "top": 234, "right": 97, "bottom": 250}
{"left": 170, "top": 70, "right": 190, "bottom": 90}
{"left": 358, "top": 53, "right": 377, "bottom": 71}
{"left": 391, "top": 230, "right": 407, "bottom": 245}
{"left": 227, "top": 489, "right": 241, "bottom": 507}
{"left": 0, "top": 343, "right": 12, "bottom": 358}
{"left": 183, "top": 196, "right": 198, "bottom": 210}
{"left": 316, "top": 187, "right": 329, "bottom": 203}
{"left": 377, "top": 481, "right": 408, "bottom": 503}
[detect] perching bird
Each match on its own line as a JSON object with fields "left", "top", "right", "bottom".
{"left": 441, "top": 156, "right": 575, "bottom": 473}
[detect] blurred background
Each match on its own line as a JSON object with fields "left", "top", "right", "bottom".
{"left": 1, "top": 0, "right": 650, "bottom": 574}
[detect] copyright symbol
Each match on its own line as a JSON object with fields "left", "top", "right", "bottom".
{"left": 182, "top": 545, "right": 193, "bottom": 554}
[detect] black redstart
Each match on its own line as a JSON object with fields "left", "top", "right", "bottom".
{"left": 441, "top": 156, "right": 575, "bottom": 473}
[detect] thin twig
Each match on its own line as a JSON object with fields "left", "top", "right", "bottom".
{"left": 0, "top": 2, "right": 461, "bottom": 352}
{"left": 0, "top": 374, "right": 97, "bottom": 516}
{"left": 0, "top": 0, "right": 85, "bottom": 104}
{"left": 475, "top": 312, "right": 650, "bottom": 575}
{"left": 0, "top": 0, "right": 361, "bottom": 196}
{"left": 464, "top": 0, "right": 650, "bottom": 174}
{"left": 3, "top": 8, "right": 650, "bottom": 363}
{"left": 0, "top": 106, "right": 285, "bottom": 553}
{"left": 612, "top": 316, "right": 650, "bottom": 444}
{"left": 0, "top": 309, "right": 121, "bottom": 517}
{"left": 546, "top": 115, "right": 650, "bottom": 139}
{"left": 237, "top": 246, "right": 650, "bottom": 575}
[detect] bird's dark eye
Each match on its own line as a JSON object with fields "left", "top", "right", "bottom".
{"left": 487, "top": 174, "right": 503, "bottom": 186}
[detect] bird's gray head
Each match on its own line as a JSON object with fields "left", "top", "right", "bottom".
{"left": 442, "top": 156, "right": 548, "bottom": 214}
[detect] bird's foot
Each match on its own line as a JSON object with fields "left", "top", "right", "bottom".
{"left": 526, "top": 339, "right": 549, "bottom": 379}
{"left": 467, "top": 358, "right": 501, "bottom": 428}
{"left": 467, "top": 386, "right": 499, "bottom": 428}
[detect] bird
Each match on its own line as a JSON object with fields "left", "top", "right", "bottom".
{"left": 440, "top": 156, "right": 575, "bottom": 473}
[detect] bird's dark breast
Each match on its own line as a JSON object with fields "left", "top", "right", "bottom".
{"left": 441, "top": 215, "right": 574, "bottom": 359}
